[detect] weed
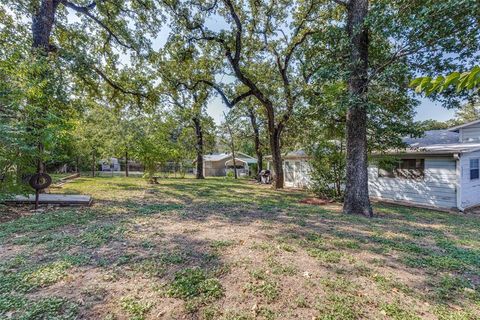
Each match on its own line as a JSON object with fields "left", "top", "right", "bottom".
{"left": 81, "top": 224, "right": 122, "bottom": 248}
{"left": 246, "top": 280, "right": 279, "bottom": 302}
{"left": 332, "top": 239, "right": 360, "bottom": 250}
{"left": 307, "top": 248, "right": 343, "bottom": 263}
{"left": 210, "top": 239, "right": 235, "bottom": 250}
{"left": 295, "top": 295, "right": 309, "bottom": 308}
{"left": 315, "top": 294, "right": 360, "bottom": 320}
{"left": 166, "top": 268, "right": 223, "bottom": 311}
{"left": 257, "top": 306, "right": 275, "bottom": 320}
{"left": 135, "top": 203, "right": 183, "bottom": 215}
{"left": 120, "top": 296, "right": 153, "bottom": 320}
{"left": 140, "top": 240, "right": 156, "bottom": 249}
{"left": 25, "top": 261, "right": 72, "bottom": 288}
{"left": 133, "top": 258, "right": 166, "bottom": 278}
{"left": 11, "top": 297, "right": 78, "bottom": 320}
{"left": 380, "top": 302, "right": 421, "bottom": 320}
{"left": 433, "top": 275, "right": 470, "bottom": 301}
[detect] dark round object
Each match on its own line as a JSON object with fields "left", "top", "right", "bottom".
{"left": 29, "top": 173, "right": 52, "bottom": 190}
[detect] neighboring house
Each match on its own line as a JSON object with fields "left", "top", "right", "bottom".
{"left": 265, "top": 121, "right": 480, "bottom": 211}
{"left": 265, "top": 150, "right": 312, "bottom": 188}
{"left": 194, "top": 152, "right": 257, "bottom": 177}
{"left": 101, "top": 158, "right": 121, "bottom": 171}
{"left": 369, "top": 120, "right": 480, "bottom": 211}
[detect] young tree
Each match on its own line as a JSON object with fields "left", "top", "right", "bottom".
{"left": 221, "top": 112, "right": 239, "bottom": 179}
{"left": 227, "top": 98, "right": 267, "bottom": 181}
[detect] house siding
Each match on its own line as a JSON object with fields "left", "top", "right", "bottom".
{"left": 459, "top": 150, "right": 480, "bottom": 209}
{"left": 459, "top": 123, "right": 480, "bottom": 142}
{"left": 368, "top": 157, "right": 458, "bottom": 209}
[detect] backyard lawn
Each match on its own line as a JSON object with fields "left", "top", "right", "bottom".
{"left": 0, "top": 177, "right": 479, "bottom": 319}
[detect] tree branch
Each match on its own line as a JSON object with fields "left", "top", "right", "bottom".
{"left": 92, "top": 66, "right": 148, "bottom": 98}
{"left": 61, "top": 0, "right": 134, "bottom": 50}
{"left": 200, "top": 80, "right": 253, "bottom": 108}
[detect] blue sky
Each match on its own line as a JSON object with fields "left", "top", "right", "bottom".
{"left": 415, "top": 98, "right": 456, "bottom": 122}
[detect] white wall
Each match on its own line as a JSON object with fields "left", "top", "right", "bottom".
{"left": 369, "top": 157, "right": 458, "bottom": 209}
{"left": 283, "top": 159, "right": 311, "bottom": 188}
{"left": 459, "top": 150, "right": 480, "bottom": 209}
{"left": 460, "top": 123, "right": 480, "bottom": 142}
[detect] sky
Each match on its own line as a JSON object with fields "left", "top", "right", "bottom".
{"left": 149, "top": 18, "right": 457, "bottom": 125}
{"left": 62, "top": 7, "right": 457, "bottom": 126}
{"left": 204, "top": 96, "right": 456, "bottom": 125}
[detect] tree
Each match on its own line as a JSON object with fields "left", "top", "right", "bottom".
{"left": 331, "top": 0, "right": 372, "bottom": 216}
{"left": 166, "top": 0, "right": 323, "bottom": 188}
{"left": 239, "top": 100, "right": 265, "bottom": 181}
{"left": 221, "top": 112, "right": 239, "bottom": 179}
{"left": 154, "top": 39, "right": 215, "bottom": 179}
{"left": 2, "top": 0, "right": 161, "bottom": 181}
{"left": 73, "top": 102, "right": 115, "bottom": 177}
{"left": 330, "top": 0, "right": 479, "bottom": 215}
{"left": 455, "top": 100, "right": 480, "bottom": 123}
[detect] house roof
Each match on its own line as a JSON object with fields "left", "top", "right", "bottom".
{"left": 201, "top": 152, "right": 257, "bottom": 164}
{"left": 388, "top": 128, "right": 480, "bottom": 155}
{"left": 399, "top": 142, "right": 480, "bottom": 155}
{"left": 403, "top": 130, "right": 459, "bottom": 147}
{"left": 203, "top": 153, "right": 231, "bottom": 162}
{"left": 225, "top": 158, "right": 256, "bottom": 165}
{"left": 447, "top": 119, "right": 480, "bottom": 132}
{"left": 265, "top": 150, "right": 309, "bottom": 160}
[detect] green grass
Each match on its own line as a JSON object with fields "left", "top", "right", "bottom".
{"left": 1, "top": 176, "right": 479, "bottom": 319}
{"left": 120, "top": 296, "right": 153, "bottom": 320}
{"left": 166, "top": 268, "right": 223, "bottom": 312}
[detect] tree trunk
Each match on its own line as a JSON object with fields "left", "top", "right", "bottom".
{"left": 264, "top": 104, "right": 284, "bottom": 189}
{"left": 225, "top": 121, "right": 238, "bottom": 179}
{"left": 343, "top": 0, "right": 373, "bottom": 217}
{"left": 270, "top": 127, "right": 283, "bottom": 189}
{"left": 248, "top": 107, "right": 263, "bottom": 181}
{"left": 29, "top": 0, "right": 59, "bottom": 187}
{"left": 193, "top": 117, "right": 205, "bottom": 179}
{"left": 32, "top": 0, "right": 60, "bottom": 52}
{"left": 125, "top": 150, "right": 129, "bottom": 177}
{"left": 91, "top": 151, "right": 96, "bottom": 178}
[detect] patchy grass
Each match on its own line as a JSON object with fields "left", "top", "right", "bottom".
{"left": 0, "top": 176, "right": 479, "bottom": 319}
{"left": 120, "top": 296, "right": 153, "bottom": 320}
{"left": 165, "top": 268, "right": 223, "bottom": 312}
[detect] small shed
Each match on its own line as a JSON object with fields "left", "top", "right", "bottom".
{"left": 194, "top": 152, "right": 257, "bottom": 177}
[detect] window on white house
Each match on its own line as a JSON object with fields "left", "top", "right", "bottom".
{"left": 378, "top": 159, "right": 425, "bottom": 179}
{"left": 470, "top": 159, "right": 479, "bottom": 180}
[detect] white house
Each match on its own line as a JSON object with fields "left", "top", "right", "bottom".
{"left": 369, "top": 120, "right": 480, "bottom": 211}
{"left": 263, "top": 120, "right": 480, "bottom": 211}
{"left": 194, "top": 152, "right": 257, "bottom": 177}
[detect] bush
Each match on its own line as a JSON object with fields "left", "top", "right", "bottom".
{"left": 308, "top": 141, "right": 345, "bottom": 200}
